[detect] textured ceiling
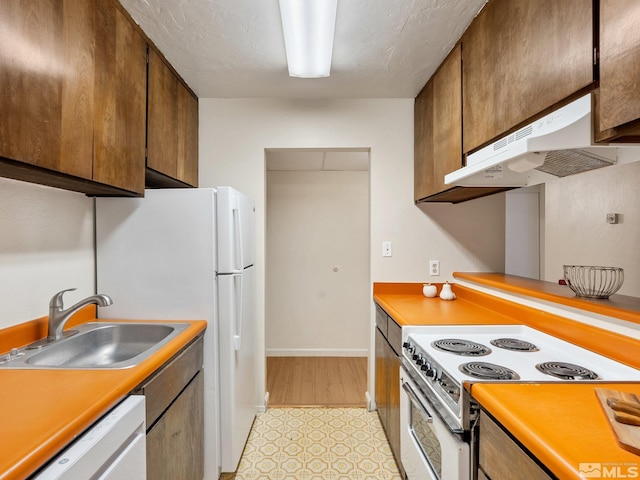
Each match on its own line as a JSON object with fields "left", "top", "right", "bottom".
{"left": 119, "top": 0, "right": 487, "bottom": 99}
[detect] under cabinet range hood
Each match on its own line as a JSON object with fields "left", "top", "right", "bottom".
{"left": 445, "top": 94, "right": 631, "bottom": 187}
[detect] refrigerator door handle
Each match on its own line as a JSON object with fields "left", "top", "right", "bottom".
{"left": 232, "top": 196, "right": 244, "bottom": 273}
{"left": 233, "top": 273, "right": 243, "bottom": 351}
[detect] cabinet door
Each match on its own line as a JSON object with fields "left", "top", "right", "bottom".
{"left": 463, "top": 0, "right": 593, "bottom": 153}
{"left": 375, "top": 327, "right": 388, "bottom": 428}
{"left": 478, "top": 411, "right": 552, "bottom": 480}
{"left": 414, "top": 45, "right": 462, "bottom": 200}
{"left": 177, "top": 84, "right": 199, "bottom": 186}
{"left": 462, "top": 0, "right": 511, "bottom": 154}
{"left": 598, "top": 0, "right": 640, "bottom": 132}
{"left": 432, "top": 44, "right": 463, "bottom": 194}
{"left": 93, "top": 2, "right": 146, "bottom": 194}
{"left": 147, "top": 372, "right": 204, "bottom": 480}
{"left": 147, "top": 48, "right": 179, "bottom": 179}
{"left": 387, "top": 353, "right": 402, "bottom": 473}
{"left": 508, "top": 0, "right": 592, "bottom": 129}
{"left": 0, "top": 0, "right": 94, "bottom": 178}
{"left": 414, "top": 82, "right": 434, "bottom": 201}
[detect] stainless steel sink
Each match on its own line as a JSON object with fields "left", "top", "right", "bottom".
{"left": 0, "top": 322, "right": 190, "bottom": 369}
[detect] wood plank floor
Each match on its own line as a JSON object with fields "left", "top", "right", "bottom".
{"left": 266, "top": 356, "right": 368, "bottom": 407}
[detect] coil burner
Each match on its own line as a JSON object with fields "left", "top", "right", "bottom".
{"left": 459, "top": 362, "right": 520, "bottom": 380}
{"left": 432, "top": 339, "right": 491, "bottom": 356}
{"left": 536, "top": 361, "right": 598, "bottom": 380}
{"left": 490, "top": 338, "right": 539, "bottom": 352}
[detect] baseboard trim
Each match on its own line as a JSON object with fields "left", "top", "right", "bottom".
{"left": 266, "top": 348, "right": 368, "bottom": 357}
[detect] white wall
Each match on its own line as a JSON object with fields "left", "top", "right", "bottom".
{"left": 198, "top": 98, "right": 506, "bottom": 399}
{"left": 0, "top": 178, "right": 95, "bottom": 329}
{"left": 266, "top": 170, "right": 370, "bottom": 356}
{"left": 544, "top": 161, "right": 640, "bottom": 296}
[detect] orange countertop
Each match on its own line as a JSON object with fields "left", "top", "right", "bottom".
{"left": 454, "top": 272, "right": 640, "bottom": 325}
{"left": 374, "top": 280, "right": 640, "bottom": 480}
{"left": 472, "top": 383, "right": 640, "bottom": 480}
{"left": 0, "top": 316, "right": 206, "bottom": 480}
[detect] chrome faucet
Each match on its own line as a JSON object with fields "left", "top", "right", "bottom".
{"left": 48, "top": 288, "right": 113, "bottom": 341}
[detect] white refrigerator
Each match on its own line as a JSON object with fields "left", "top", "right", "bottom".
{"left": 95, "top": 187, "right": 259, "bottom": 477}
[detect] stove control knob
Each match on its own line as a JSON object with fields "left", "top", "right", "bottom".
{"left": 425, "top": 367, "right": 436, "bottom": 378}
{"left": 420, "top": 364, "right": 429, "bottom": 372}
{"left": 415, "top": 357, "right": 425, "bottom": 366}
{"left": 402, "top": 341, "right": 411, "bottom": 349}
{"left": 412, "top": 353, "right": 420, "bottom": 361}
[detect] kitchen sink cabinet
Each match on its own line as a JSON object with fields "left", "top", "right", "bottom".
{"left": 462, "top": 0, "right": 593, "bottom": 154}
{"left": 374, "top": 304, "right": 403, "bottom": 476}
{"left": 0, "top": 0, "right": 146, "bottom": 196}
{"left": 147, "top": 48, "right": 199, "bottom": 188}
{"left": 595, "top": 0, "right": 640, "bottom": 142}
{"left": 476, "top": 410, "right": 553, "bottom": 480}
{"left": 134, "top": 334, "right": 204, "bottom": 480}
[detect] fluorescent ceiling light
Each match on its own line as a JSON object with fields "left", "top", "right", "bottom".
{"left": 278, "top": 0, "right": 337, "bottom": 78}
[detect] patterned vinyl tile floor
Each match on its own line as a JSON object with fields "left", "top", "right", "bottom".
{"left": 234, "top": 407, "right": 402, "bottom": 480}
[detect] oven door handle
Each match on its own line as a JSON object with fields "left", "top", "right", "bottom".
{"left": 402, "top": 381, "right": 433, "bottom": 423}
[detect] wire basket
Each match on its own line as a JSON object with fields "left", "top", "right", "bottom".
{"left": 563, "top": 265, "right": 624, "bottom": 299}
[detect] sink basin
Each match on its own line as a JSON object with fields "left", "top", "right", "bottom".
{"left": 0, "top": 322, "right": 190, "bottom": 369}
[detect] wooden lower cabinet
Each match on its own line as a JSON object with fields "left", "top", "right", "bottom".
{"left": 374, "top": 305, "right": 404, "bottom": 476}
{"left": 134, "top": 336, "right": 204, "bottom": 480}
{"left": 147, "top": 372, "right": 204, "bottom": 480}
{"left": 477, "top": 411, "right": 553, "bottom": 480}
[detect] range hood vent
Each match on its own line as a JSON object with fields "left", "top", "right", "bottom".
{"left": 534, "top": 149, "right": 614, "bottom": 177}
{"left": 445, "top": 94, "right": 628, "bottom": 188}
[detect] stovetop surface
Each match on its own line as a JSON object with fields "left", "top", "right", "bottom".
{"left": 404, "top": 324, "right": 640, "bottom": 383}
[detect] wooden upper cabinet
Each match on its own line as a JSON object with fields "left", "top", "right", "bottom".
{"left": 597, "top": 0, "right": 640, "bottom": 139}
{"left": 0, "top": 0, "right": 94, "bottom": 179}
{"left": 432, "top": 45, "right": 463, "bottom": 194}
{"left": 462, "top": 0, "right": 511, "bottom": 154}
{"left": 463, "top": 0, "right": 594, "bottom": 154}
{"left": 147, "top": 49, "right": 179, "bottom": 179}
{"left": 177, "top": 84, "right": 199, "bottom": 186}
{"left": 93, "top": 2, "right": 146, "bottom": 194}
{"left": 0, "top": 0, "right": 147, "bottom": 195}
{"left": 414, "top": 82, "right": 434, "bottom": 201}
{"left": 147, "top": 49, "right": 198, "bottom": 187}
{"left": 414, "top": 46, "right": 462, "bottom": 201}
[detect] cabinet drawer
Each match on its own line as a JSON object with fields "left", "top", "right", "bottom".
{"left": 387, "top": 317, "right": 402, "bottom": 356}
{"left": 135, "top": 335, "right": 203, "bottom": 428}
{"left": 375, "top": 304, "right": 388, "bottom": 338}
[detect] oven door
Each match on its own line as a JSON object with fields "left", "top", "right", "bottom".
{"left": 400, "top": 368, "right": 469, "bottom": 480}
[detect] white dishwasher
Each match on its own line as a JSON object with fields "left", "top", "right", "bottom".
{"left": 34, "top": 395, "right": 146, "bottom": 480}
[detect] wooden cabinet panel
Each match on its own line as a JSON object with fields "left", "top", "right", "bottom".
{"left": 0, "top": 0, "right": 149, "bottom": 195}
{"left": 147, "top": 372, "right": 204, "bottom": 480}
{"left": 478, "top": 411, "right": 552, "bottom": 480}
{"left": 598, "top": 0, "right": 640, "bottom": 133}
{"left": 177, "top": 84, "right": 199, "bottom": 186}
{"left": 147, "top": 49, "right": 179, "bottom": 179}
{"left": 509, "top": 0, "right": 592, "bottom": 128}
{"left": 414, "top": 46, "right": 463, "bottom": 201}
{"left": 375, "top": 327, "right": 388, "bottom": 428}
{"left": 374, "top": 306, "right": 403, "bottom": 476}
{"left": 433, "top": 44, "right": 463, "bottom": 194}
{"left": 462, "top": 0, "right": 511, "bottom": 154}
{"left": 463, "top": 0, "right": 594, "bottom": 153}
{"left": 414, "top": 82, "right": 434, "bottom": 201}
{"left": 93, "top": 2, "right": 146, "bottom": 194}
{"left": 0, "top": 0, "right": 93, "bottom": 178}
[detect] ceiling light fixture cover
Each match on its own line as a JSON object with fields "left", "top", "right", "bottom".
{"left": 278, "top": 0, "right": 337, "bottom": 78}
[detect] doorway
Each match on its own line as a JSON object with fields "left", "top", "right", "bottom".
{"left": 265, "top": 148, "right": 371, "bottom": 406}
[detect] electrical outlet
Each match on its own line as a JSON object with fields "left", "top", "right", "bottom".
{"left": 382, "top": 241, "right": 392, "bottom": 257}
{"left": 429, "top": 260, "right": 440, "bottom": 276}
